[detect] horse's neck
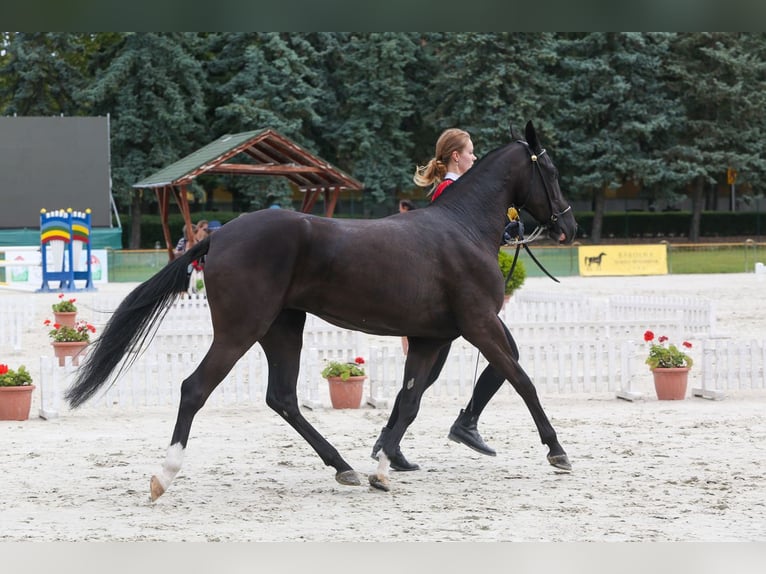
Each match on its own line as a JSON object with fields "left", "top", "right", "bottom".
{"left": 433, "top": 152, "right": 517, "bottom": 249}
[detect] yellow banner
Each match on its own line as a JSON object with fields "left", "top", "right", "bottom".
{"left": 578, "top": 244, "right": 668, "bottom": 276}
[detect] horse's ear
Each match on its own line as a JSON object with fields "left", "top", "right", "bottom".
{"left": 525, "top": 121, "right": 539, "bottom": 151}
{"left": 510, "top": 123, "right": 522, "bottom": 141}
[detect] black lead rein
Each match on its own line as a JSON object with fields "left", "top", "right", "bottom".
{"left": 504, "top": 233, "right": 560, "bottom": 286}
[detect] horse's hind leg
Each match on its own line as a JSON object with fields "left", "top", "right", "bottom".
{"left": 260, "top": 310, "right": 361, "bottom": 487}
{"left": 371, "top": 342, "right": 452, "bottom": 471}
{"left": 369, "top": 338, "right": 449, "bottom": 491}
{"left": 150, "top": 337, "right": 255, "bottom": 501}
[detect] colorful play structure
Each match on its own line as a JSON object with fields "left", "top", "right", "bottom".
{"left": 38, "top": 208, "right": 96, "bottom": 292}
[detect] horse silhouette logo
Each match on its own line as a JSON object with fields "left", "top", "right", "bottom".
{"left": 584, "top": 252, "right": 607, "bottom": 269}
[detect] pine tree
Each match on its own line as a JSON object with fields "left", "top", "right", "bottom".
{"left": 81, "top": 32, "right": 207, "bottom": 247}
{"left": 552, "top": 33, "right": 679, "bottom": 242}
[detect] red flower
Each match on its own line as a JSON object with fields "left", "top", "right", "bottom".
{"left": 53, "top": 323, "right": 61, "bottom": 329}
{"left": 683, "top": 341, "right": 692, "bottom": 349}
{"left": 0, "top": 364, "right": 8, "bottom": 375}
{"left": 354, "top": 357, "right": 365, "bottom": 365}
{"left": 87, "top": 324, "right": 97, "bottom": 333}
{"left": 658, "top": 336, "right": 668, "bottom": 343}
{"left": 643, "top": 330, "right": 654, "bottom": 342}
{"left": 58, "top": 293, "right": 64, "bottom": 300}
{"left": 44, "top": 319, "right": 51, "bottom": 326}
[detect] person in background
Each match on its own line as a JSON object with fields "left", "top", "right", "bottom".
{"left": 398, "top": 199, "right": 416, "bottom": 213}
{"left": 266, "top": 194, "right": 282, "bottom": 209}
{"left": 175, "top": 219, "right": 209, "bottom": 255}
{"left": 371, "top": 127, "right": 502, "bottom": 472}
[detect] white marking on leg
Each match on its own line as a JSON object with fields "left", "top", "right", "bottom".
{"left": 376, "top": 450, "right": 391, "bottom": 479}
{"left": 406, "top": 377, "right": 415, "bottom": 390}
{"left": 155, "top": 443, "right": 185, "bottom": 491}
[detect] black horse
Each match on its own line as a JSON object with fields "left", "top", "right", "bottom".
{"left": 65, "top": 121, "right": 577, "bottom": 498}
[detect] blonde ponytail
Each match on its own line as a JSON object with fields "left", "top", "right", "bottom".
{"left": 413, "top": 158, "right": 447, "bottom": 188}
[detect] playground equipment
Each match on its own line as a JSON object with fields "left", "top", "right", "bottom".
{"left": 38, "top": 208, "right": 96, "bottom": 292}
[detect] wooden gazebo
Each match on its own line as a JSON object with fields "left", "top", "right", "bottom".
{"left": 133, "top": 128, "right": 364, "bottom": 260}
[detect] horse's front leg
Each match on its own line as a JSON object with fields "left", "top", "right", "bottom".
{"left": 369, "top": 338, "right": 449, "bottom": 491}
{"left": 260, "top": 310, "right": 361, "bottom": 487}
{"left": 465, "top": 317, "right": 571, "bottom": 472}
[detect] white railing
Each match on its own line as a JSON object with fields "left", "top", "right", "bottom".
{"left": 694, "top": 338, "right": 766, "bottom": 399}
{"left": 36, "top": 332, "right": 766, "bottom": 418}
{"left": 32, "top": 290, "right": 763, "bottom": 417}
{"left": 607, "top": 295, "right": 717, "bottom": 335}
{"left": 0, "top": 295, "right": 37, "bottom": 351}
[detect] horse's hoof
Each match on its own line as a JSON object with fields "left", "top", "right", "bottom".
{"left": 335, "top": 470, "right": 362, "bottom": 486}
{"left": 547, "top": 453, "right": 572, "bottom": 472}
{"left": 150, "top": 475, "right": 165, "bottom": 501}
{"left": 368, "top": 473, "right": 390, "bottom": 492}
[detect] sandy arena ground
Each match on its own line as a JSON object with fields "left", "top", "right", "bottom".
{"left": 1, "top": 272, "right": 764, "bottom": 541}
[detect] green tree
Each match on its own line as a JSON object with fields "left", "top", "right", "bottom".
{"left": 81, "top": 32, "right": 207, "bottom": 247}
{"left": 206, "top": 32, "right": 325, "bottom": 210}
{"left": 427, "top": 33, "right": 561, "bottom": 152}
{"left": 0, "top": 32, "right": 91, "bottom": 116}
{"left": 663, "top": 33, "right": 766, "bottom": 240}
{"left": 552, "top": 33, "right": 679, "bottom": 242}
{"left": 316, "top": 33, "right": 421, "bottom": 209}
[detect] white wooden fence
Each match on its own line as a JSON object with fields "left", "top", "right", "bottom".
{"left": 28, "top": 289, "right": 764, "bottom": 417}
{"left": 0, "top": 295, "right": 36, "bottom": 351}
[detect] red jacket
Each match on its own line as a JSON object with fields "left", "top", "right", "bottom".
{"left": 431, "top": 177, "right": 455, "bottom": 202}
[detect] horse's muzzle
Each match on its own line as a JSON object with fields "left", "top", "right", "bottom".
{"left": 550, "top": 211, "right": 577, "bottom": 244}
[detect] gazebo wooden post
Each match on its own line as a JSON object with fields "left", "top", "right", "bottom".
{"left": 301, "top": 188, "right": 319, "bottom": 214}
{"left": 324, "top": 187, "right": 340, "bottom": 218}
{"left": 156, "top": 186, "right": 176, "bottom": 261}
{"left": 173, "top": 185, "right": 196, "bottom": 251}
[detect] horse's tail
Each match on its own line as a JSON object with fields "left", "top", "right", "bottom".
{"left": 65, "top": 238, "right": 212, "bottom": 409}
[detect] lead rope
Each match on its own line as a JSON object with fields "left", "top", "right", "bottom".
{"left": 503, "top": 207, "right": 560, "bottom": 284}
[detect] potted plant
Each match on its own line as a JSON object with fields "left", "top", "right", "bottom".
{"left": 45, "top": 318, "right": 96, "bottom": 366}
{"left": 497, "top": 249, "right": 526, "bottom": 304}
{"left": 51, "top": 293, "right": 78, "bottom": 328}
{"left": 0, "top": 363, "right": 35, "bottom": 420}
{"left": 321, "top": 357, "right": 366, "bottom": 409}
{"left": 644, "top": 330, "right": 694, "bottom": 400}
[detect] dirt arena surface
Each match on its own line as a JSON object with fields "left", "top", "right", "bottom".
{"left": 1, "top": 272, "right": 764, "bottom": 541}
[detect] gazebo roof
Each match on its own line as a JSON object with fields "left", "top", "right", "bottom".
{"left": 133, "top": 128, "right": 362, "bottom": 192}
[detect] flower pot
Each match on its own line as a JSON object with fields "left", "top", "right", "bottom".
{"left": 53, "top": 311, "right": 77, "bottom": 328}
{"left": 0, "top": 385, "right": 35, "bottom": 420}
{"left": 326, "top": 376, "right": 366, "bottom": 409}
{"left": 652, "top": 367, "right": 690, "bottom": 400}
{"left": 52, "top": 341, "right": 89, "bottom": 366}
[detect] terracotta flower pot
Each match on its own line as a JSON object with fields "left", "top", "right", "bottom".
{"left": 0, "top": 385, "right": 36, "bottom": 420}
{"left": 53, "top": 311, "right": 77, "bottom": 328}
{"left": 52, "top": 341, "right": 89, "bottom": 366}
{"left": 652, "top": 367, "right": 690, "bottom": 400}
{"left": 326, "top": 376, "right": 366, "bottom": 409}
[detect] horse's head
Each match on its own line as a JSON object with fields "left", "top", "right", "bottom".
{"left": 513, "top": 121, "right": 577, "bottom": 244}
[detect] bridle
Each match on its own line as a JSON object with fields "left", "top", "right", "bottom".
{"left": 503, "top": 141, "right": 572, "bottom": 285}
{"left": 510, "top": 141, "right": 572, "bottom": 232}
